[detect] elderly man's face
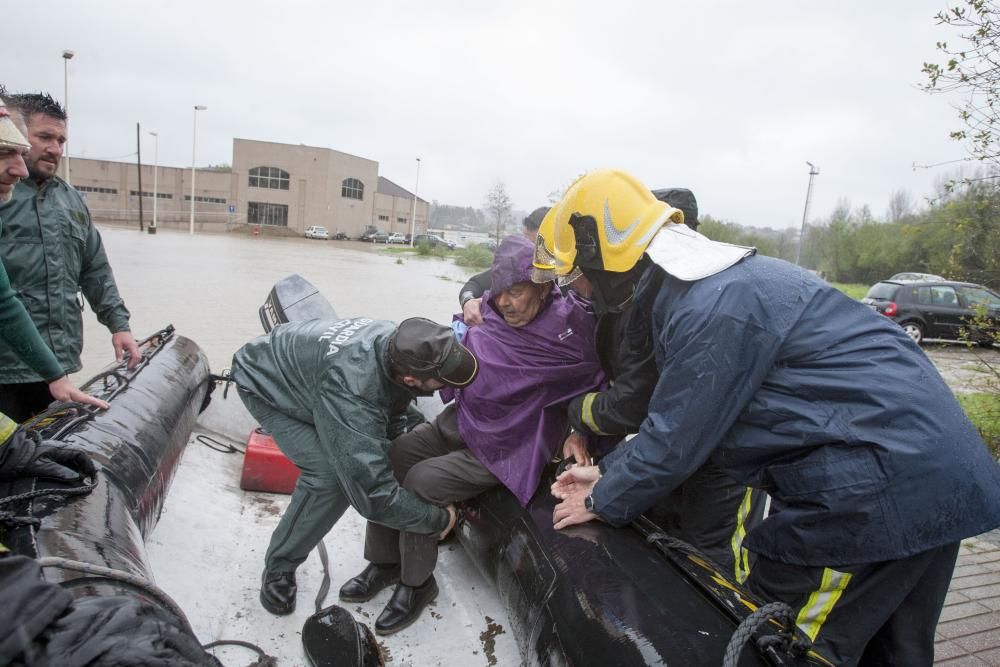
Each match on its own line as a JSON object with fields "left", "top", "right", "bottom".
{"left": 24, "top": 113, "right": 66, "bottom": 182}
{"left": 494, "top": 281, "right": 547, "bottom": 328}
{"left": 0, "top": 146, "right": 29, "bottom": 203}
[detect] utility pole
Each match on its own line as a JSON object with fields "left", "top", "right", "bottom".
{"left": 408, "top": 157, "right": 421, "bottom": 247}
{"left": 795, "top": 162, "right": 820, "bottom": 266}
{"left": 136, "top": 123, "right": 144, "bottom": 232}
{"left": 61, "top": 50, "right": 74, "bottom": 183}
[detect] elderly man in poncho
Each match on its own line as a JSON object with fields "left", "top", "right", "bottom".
{"left": 338, "top": 234, "right": 605, "bottom": 635}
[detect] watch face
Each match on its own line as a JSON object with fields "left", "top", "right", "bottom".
{"left": 585, "top": 495, "right": 595, "bottom": 512}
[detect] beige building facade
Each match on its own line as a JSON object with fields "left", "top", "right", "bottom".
{"left": 69, "top": 138, "right": 428, "bottom": 238}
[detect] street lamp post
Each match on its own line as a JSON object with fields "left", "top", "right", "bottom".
{"left": 61, "top": 50, "right": 74, "bottom": 183}
{"left": 189, "top": 105, "right": 207, "bottom": 235}
{"left": 795, "top": 161, "right": 820, "bottom": 266}
{"left": 149, "top": 131, "right": 158, "bottom": 235}
{"left": 408, "top": 157, "right": 421, "bottom": 248}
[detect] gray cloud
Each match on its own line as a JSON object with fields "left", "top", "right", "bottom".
{"left": 2, "top": 0, "right": 967, "bottom": 228}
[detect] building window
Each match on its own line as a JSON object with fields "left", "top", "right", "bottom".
{"left": 249, "top": 166, "right": 290, "bottom": 190}
{"left": 184, "top": 195, "right": 227, "bottom": 204}
{"left": 341, "top": 177, "right": 364, "bottom": 200}
{"left": 397, "top": 217, "right": 407, "bottom": 224}
{"left": 130, "top": 190, "right": 172, "bottom": 199}
{"left": 377, "top": 214, "right": 389, "bottom": 222}
{"left": 248, "top": 202, "right": 288, "bottom": 227}
{"left": 76, "top": 185, "right": 118, "bottom": 194}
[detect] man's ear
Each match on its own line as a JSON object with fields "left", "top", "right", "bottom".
{"left": 399, "top": 375, "right": 420, "bottom": 388}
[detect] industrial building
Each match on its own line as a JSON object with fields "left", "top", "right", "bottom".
{"left": 68, "top": 138, "right": 428, "bottom": 238}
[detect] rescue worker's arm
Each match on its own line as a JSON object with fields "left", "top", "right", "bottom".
{"left": 315, "top": 392, "right": 449, "bottom": 535}
{"left": 567, "top": 343, "right": 658, "bottom": 437}
{"left": 386, "top": 403, "right": 426, "bottom": 441}
{"left": 0, "top": 259, "right": 63, "bottom": 382}
{"left": 74, "top": 204, "right": 138, "bottom": 366}
{"left": 588, "top": 312, "right": 781, "bottom": 527}
{"left": 458, "top": 269, "right": 492, "bottom": 326}
{"left": 0, "top": 254, "right": 108, "bottom": 409}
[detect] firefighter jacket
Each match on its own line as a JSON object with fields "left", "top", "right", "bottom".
{"left": 593, "top": 254, "right": 1000, "bottom": 566}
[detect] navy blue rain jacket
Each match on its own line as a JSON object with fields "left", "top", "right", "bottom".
{"left": 594, "top": 255, "right": 1000, "bottom": 566}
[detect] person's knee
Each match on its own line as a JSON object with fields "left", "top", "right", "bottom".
{"left": 388, "top": 425, "right": 431, "bottom": 479}
{"left": 402, "top": 462, "right": 449, "bottom": 505}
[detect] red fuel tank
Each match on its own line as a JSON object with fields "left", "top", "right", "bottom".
{"left": 240, "top": 427, "right": 300, "bottom": 494}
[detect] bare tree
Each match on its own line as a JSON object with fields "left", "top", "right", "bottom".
{"left": 886, "top": 189, "right": 915, "bottom": 223}
{"left": 922, "top": 1, "right": 1000, "bottom": 172}
{"left": 484, "top": 181, "right": 513, "bottom": 241}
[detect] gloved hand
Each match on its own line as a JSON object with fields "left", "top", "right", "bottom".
{"left": 0, "top": 428, "right": 96, "bottom": 482}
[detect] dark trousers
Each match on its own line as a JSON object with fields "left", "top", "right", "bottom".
{"left": 745, "top": 541, "right": 960, "bottom": 666}
{"left": 644, "top": 460, "right": 766, "bottom": 580}
{"left": 363, "top": 405, "right": 499, "bottom": 586}
{"left": 0, "top": 382, "right": 52, "bottom": 423}
{"left": 238, "top": 388, "right": 352, "bottom": 573}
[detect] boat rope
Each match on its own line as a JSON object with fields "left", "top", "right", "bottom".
{"left": 315, "top": 538, "right": 331, "bottom": 612}
{"left": 202, "top": 639, "right": 278, "bottom": 667}
{"left": 36, "top": 556, "right": 194, "bottom": 635}
{"left": 211, "top": 369, "right": 235, "bottom": 399}
{"left": 38, "top": 557, "right": 279, "bottom": 667}
{"left": 721, "top": 601, "right": 811, "bottom": 667}
{"left": 196, "top": 433, "right": 245, "bottom": 454}
{"left": 0, "top": 478, "right": 96, "bottom": 527}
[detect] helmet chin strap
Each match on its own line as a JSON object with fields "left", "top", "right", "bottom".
{"left": 581, "top": 256, "right": 650, "bottom": 315}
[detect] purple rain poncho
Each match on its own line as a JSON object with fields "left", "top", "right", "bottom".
{"left": 441, "top": 236, "right": 606, "bottom": 505}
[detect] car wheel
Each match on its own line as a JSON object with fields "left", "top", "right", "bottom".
{"left": 901, "top": 321, "right": 924, "bottom": 345}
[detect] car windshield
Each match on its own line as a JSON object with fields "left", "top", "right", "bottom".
{"left": 866, "top": 282, "right": 899, "bottom": 300}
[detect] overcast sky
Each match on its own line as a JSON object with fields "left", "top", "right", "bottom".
{"left": 2, "top": 0, "right": 972, "bottom": 229}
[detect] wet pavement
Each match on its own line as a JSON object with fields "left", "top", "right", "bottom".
{"left": 76, "top": 227, "right": 1000, "bottom": 665}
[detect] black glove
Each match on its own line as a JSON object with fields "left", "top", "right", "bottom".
{"left": 0, "top": 428, "right": 96, "bottom": 482}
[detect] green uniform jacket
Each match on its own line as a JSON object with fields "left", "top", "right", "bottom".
{"left": 231, "top": 317, "right": 449, "bottom": 535}
{"left": 0, "top": 213, "right": 64, "bottom": 382}
{"left": 0, "top": 177, "right": 130, "bottom": 383}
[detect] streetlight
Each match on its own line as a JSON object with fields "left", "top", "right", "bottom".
{"left": 189, "top": 105, "right": 207, "bottom": 235}
{"left": 408, "top": 157, "right": 421, "bottom": 248}
{"left": 61, "top": 50, "right": 74, "bottom": 183}
{"left": 795, "top": 161, "right": 820, "bottom": 266}
{"left": 149, "top": 131, "right": 158, "bottom": 235}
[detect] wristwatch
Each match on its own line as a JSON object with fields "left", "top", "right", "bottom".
{"left": 584, "top": 494, "right": 596, "bottom": 513}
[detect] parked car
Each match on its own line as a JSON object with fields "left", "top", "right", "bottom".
{"left": 304, "top": 226, "right": 329, "bottom": 240}
{"left": 888, "top": 272, "right": 945, "bottom": 282}
{"left": 386, "top": 233, "right": 407, "bottom": 244}
{"left": 412, "top": 233, "right": 456, "bottom": 249}
{"left": 478, "top": 239, "right": 498, "bottom": 251}
{"left": 862, "top": 279, "right": 1000, "bottom": 346}
{"left": 361, "top": 230, "right": 388, "bottom": 242}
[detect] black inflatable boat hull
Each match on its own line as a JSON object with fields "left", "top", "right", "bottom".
{"left": 4, "top": 328, "right": 211, "bottom": 595}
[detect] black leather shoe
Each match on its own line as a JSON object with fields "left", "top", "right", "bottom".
{"left": 374, "top": 576, "right": 438, "bottom": 636}
{"left": 339, "top": 562, "right": 401, "bottom": 602}
{"left": 260, "top": 570, "right": 297, "bottom": 615}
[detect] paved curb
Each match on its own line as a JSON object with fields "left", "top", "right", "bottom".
{"left": 936, "top": 537, "right": 1000, "bottom": 664}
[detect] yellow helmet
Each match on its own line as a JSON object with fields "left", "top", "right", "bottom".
{"left": 550, "top": 169, "right": 683, "bottom": 274}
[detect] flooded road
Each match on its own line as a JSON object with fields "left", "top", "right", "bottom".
{"left": 75, "top": 228, "right": 478, "bottom": 378}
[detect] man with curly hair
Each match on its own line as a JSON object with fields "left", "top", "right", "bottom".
{"left": 0, "top": 91, "right": 138, "bottom": 421}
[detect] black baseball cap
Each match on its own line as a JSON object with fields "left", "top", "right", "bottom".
{"left": 523, "top": 206, "right": 550, "bottom": 232}
{"left": 388, "top": 317, "right": 479, "bottom": 387}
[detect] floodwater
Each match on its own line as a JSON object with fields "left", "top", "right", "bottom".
{"left": 76, "top": 227, "right": 478, "bottom": 379}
